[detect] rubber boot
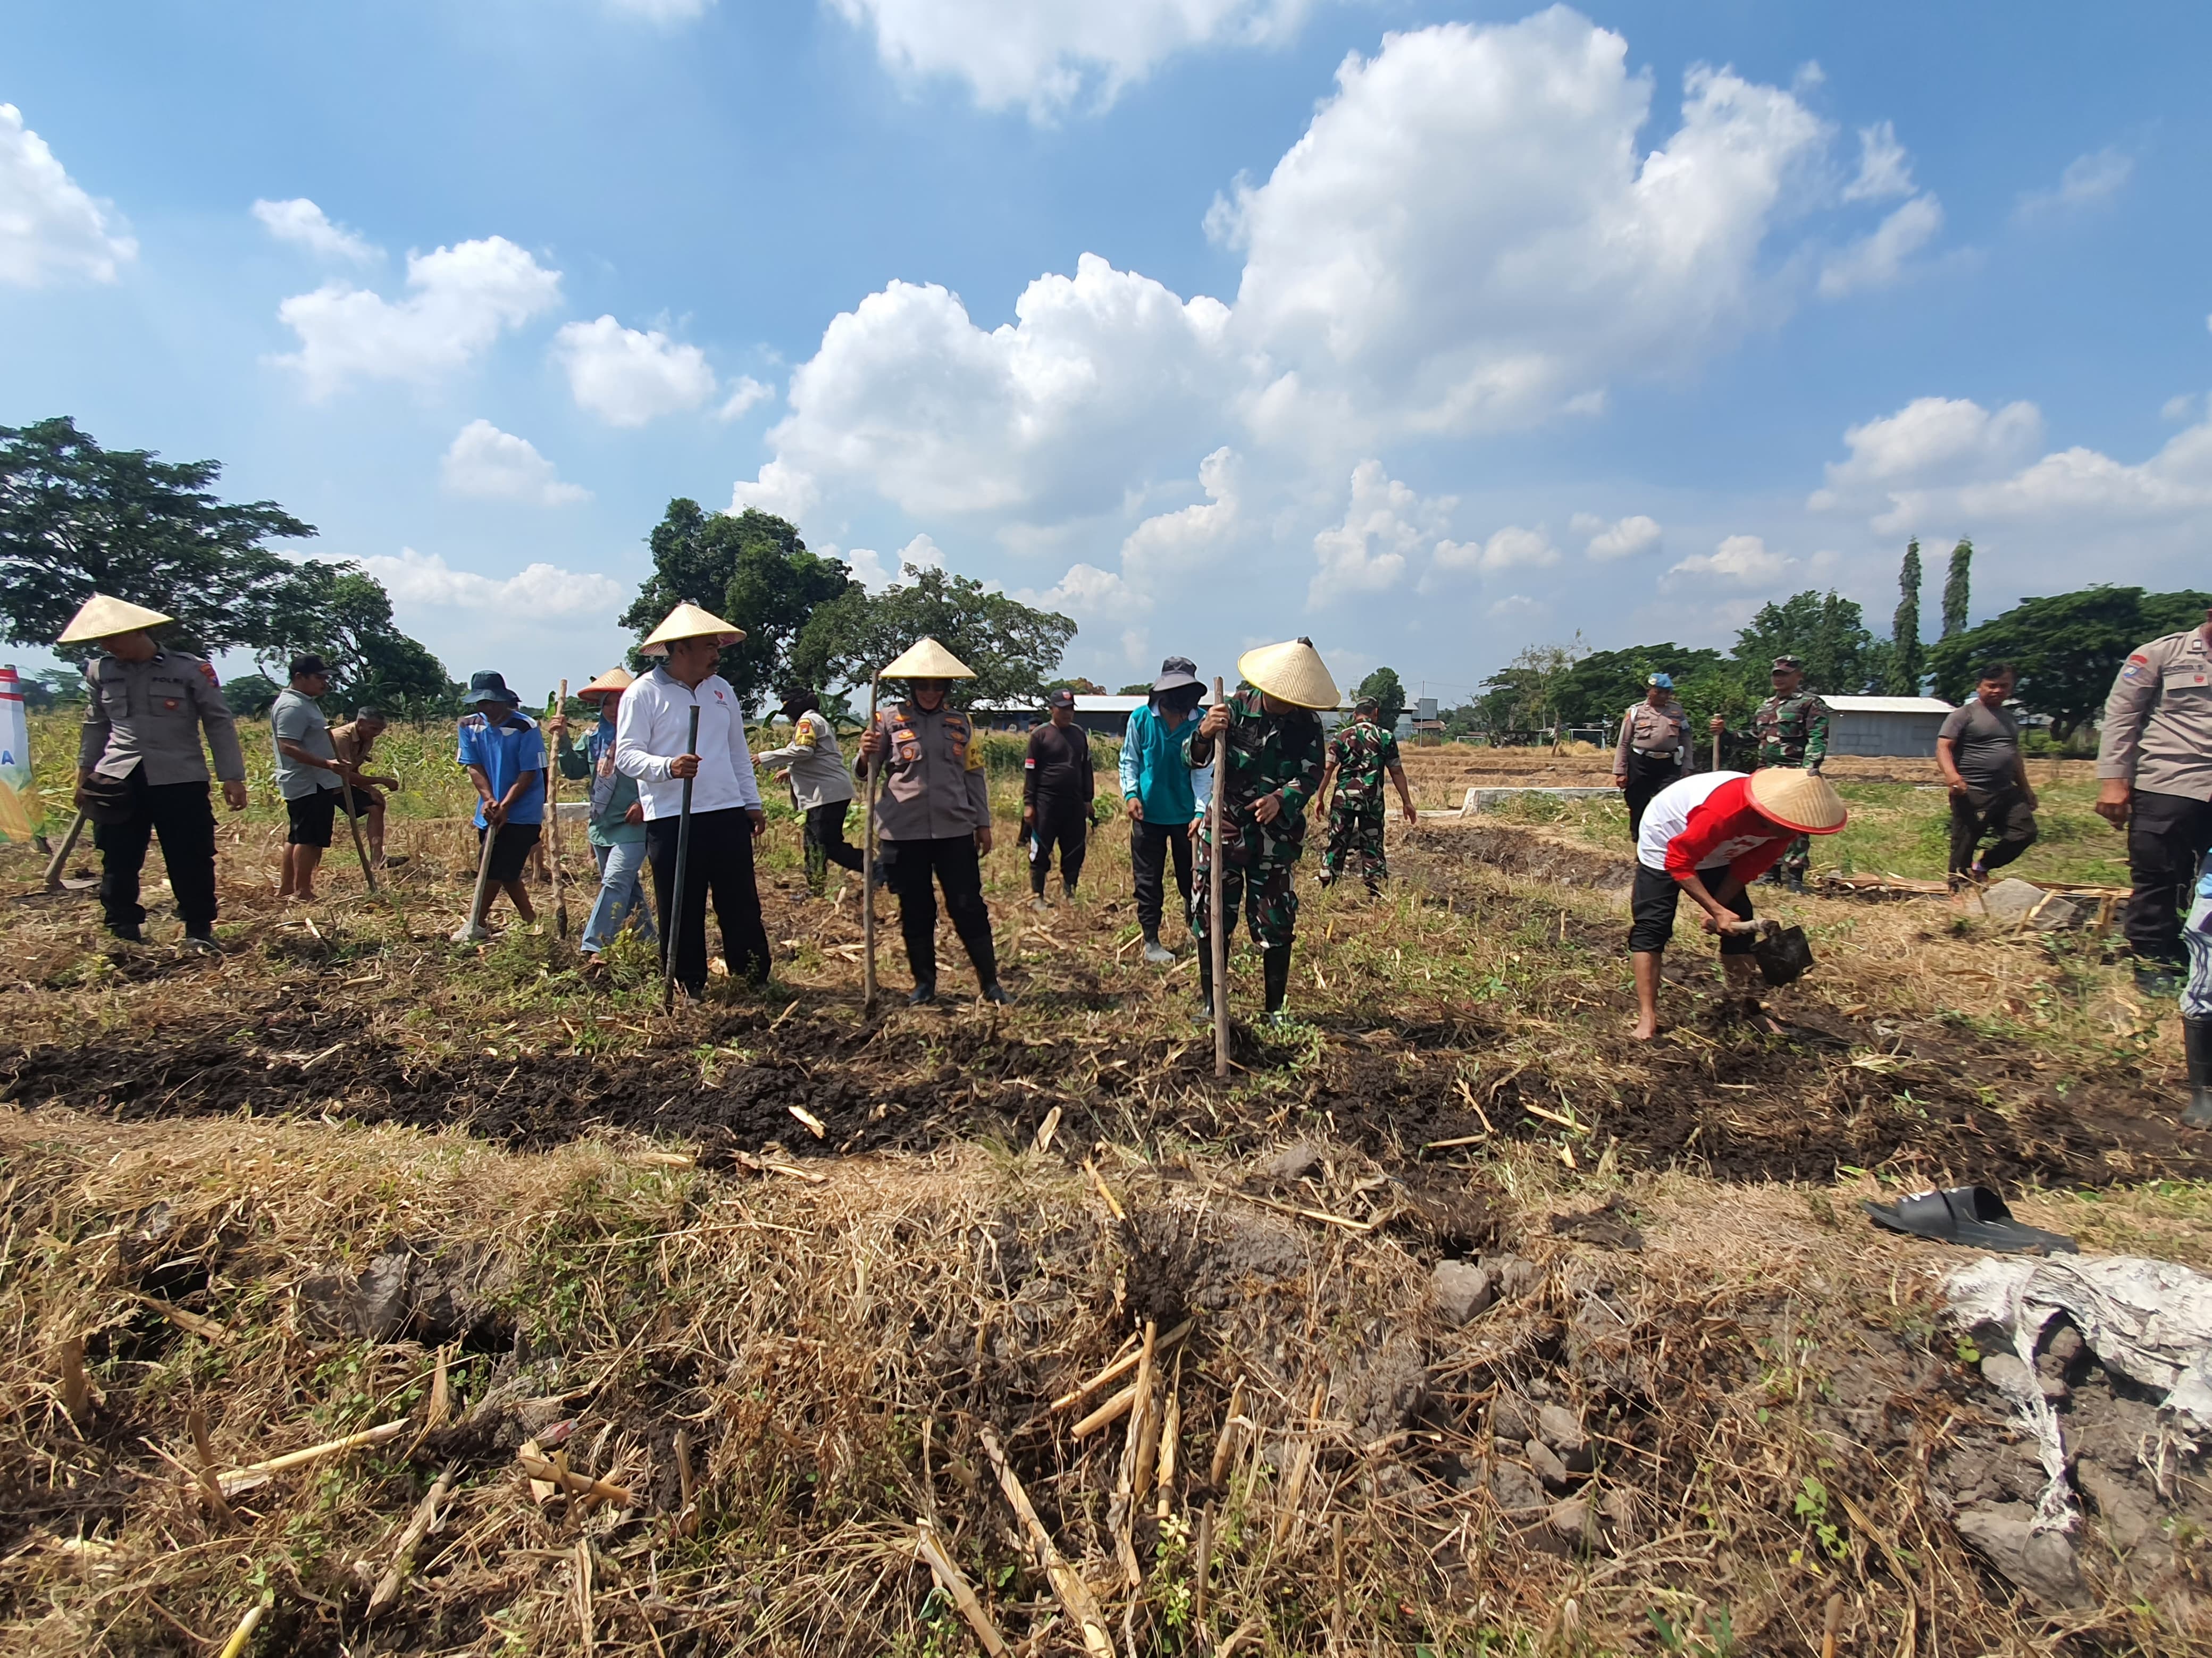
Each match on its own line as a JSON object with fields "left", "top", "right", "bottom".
{"left": 2185, "top": 1017, "right": 2212, "bottom": 1128}
{"left": 1194, "top": 939, "right": 1220, "bottom": 1024}
{"left": 1262, "top": 943, "right": 1292, "bottom": 1023}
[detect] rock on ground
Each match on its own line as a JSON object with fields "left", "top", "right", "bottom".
{"left": 1430, "top": 1260, "right": 1494, "bottom": 1325}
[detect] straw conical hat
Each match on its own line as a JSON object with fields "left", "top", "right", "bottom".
{"left": 1747, "top": 767, "right": 1847, "bottom": 834}
{"left": 1236, "top": 637, "right": 1337, "bottom": 710}
{"left": 57, "top": 593, "right": 173, "bottom": 645}
{"left": 578, "top": 667, "right": 634, "bottom": 697}
{"left": 878, "top": 637, "right": 975, "bottom": 680}
{"left": 640, "top": 601, "right": 745, "bottom": 657}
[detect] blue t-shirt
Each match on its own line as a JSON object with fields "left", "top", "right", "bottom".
{"left": 457, "top": 710, "right": 546, "bottom": 827}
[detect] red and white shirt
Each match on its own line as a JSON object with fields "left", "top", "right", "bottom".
{"left": 1635, "top": 771, "right": 1794, "bottom": 884}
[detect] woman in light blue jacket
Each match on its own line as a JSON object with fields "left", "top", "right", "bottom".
{"left": 1119, "top": 656, "right": 1214, "bottom": 964}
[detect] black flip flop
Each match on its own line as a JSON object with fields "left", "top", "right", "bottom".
{"left": 1862, "top": 1185, "right": 2077, "bottom": 1255}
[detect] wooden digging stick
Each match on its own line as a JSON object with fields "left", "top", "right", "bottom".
{"left": 861, "top": 676, "right": 882, "bottom": 1015}
{"left": 457, "top": 805, "right": 500, "bottom": 941}
{"left": 338, "top": 771, "right": 377, "bottom": 895}
{"left": 661, "top": 704, "right": 701, "bottom": 1014}
{"left": 1210, "top": 676, "right": 1229, "bottom": 1080}
{"left": 550, "top": 680, "right": 569, "bottom": 940}
{"left": 42, "top": 811, "right": 87, "bottom": 891}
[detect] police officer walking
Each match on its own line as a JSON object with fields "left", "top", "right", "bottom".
{"left": 1186, "top": 637, "right": 1331, "bottom": 1025}
{"left": 753, "top": 687, "right": 863, "bottom": 898}
{"left": 1714, "top": 655, "right": 1831, "bottom": 893}
{"left": 1613, "top": 672, "right": 1691, "bottom": 838}
{"left": 1317, "top": 691, "right": 1416, "bottom": 894}
{"left": 856, "top": 638, "right": 1013, "bottom": 1007}
{"left": 2096, "top": 604, "right": 2212, "bottom": 993}
{"left": 61, "top": 594, "right": 247, "bottom": 952}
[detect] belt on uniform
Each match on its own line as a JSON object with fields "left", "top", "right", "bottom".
{"left": 1631, "top": 748, "right": 1678, "bottom": 759}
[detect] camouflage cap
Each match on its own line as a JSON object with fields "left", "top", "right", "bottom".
{"left": 1352, "top": 692, "right": 1381, "bottom": 714}
{"left": 1770, "top": 655, "right": 1804, "bottom": 672}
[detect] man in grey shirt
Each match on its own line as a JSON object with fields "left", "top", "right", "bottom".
{"left": 270, "top": 653, "right": 353, "bottom": 901}
{"left": 1937, "top": 662, "right": 2038, "bottom": 889}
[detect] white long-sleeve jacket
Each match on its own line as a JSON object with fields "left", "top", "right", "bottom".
{"left": 612, "top": 666, "right": 764, "bottom": 821}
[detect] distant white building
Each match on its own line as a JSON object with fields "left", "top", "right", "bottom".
{"left": 972, "top": 694, "right": 1149, "bottom": 737}
{"left": 1822, "top": 694, "right": 1955, "bottom": 758}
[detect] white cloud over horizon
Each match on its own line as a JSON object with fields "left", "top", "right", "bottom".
{"left": 2015, "top": 148, "right": 2133, "bottom": 221}
{"left": 1668, "top": 533, "right": 1794, "bottom": 584}
{"left": 553, "top": 314, "right": 717, "bottom": 426}
{"left": 439, "top": 419, "right": 591, "bottom": 507}
{"left": 357, "top": 546, "right": 626, "bottom": 624}
{"left": 252, "top": 197, "right": 379, "bottom": 263}
{"left": 1574, "top": 512, "right": 1664, "bottom": 561}
{"left": 0, "top": 103, "right": 136, "bottom": 286}
{"left": 274, "top": 235, "right": 563, "bottom": 395}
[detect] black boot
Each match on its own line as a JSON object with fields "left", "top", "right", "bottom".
{"left": 1262, "top": 944, "right": 1292, "bottom": 1023}
{"left": 1194, "top": 940, "right": 1218, "bottom": 1024}
{"left": 2185, "top": 1017, "right": 2212, "bottom": 1128}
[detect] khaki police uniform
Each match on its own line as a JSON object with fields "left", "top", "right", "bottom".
{"left": 859, "top": 700, "right": 999, "bottom": 995}
{"left": 1613, "top": 698, "right": 1690, "bottom": 838}
{"left": 78, "top": 650, "right": 244, "bottom": 938}
{"left": 2098, "top": 627, "right": 2212, "bottom": 969}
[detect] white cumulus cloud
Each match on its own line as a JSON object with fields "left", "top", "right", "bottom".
{"left": 1818, "top": 192, "right": 1943, "bottom": 298}
{"left": 553, "top": 315, "right": 718, "bottom": 426}
{"left": 0, "top": 103, "right": 136, "bottom": 286}
{"left": 1841, "top": 121, "right": 1914, "bottom": 201}
{"left": 844, "top": 532, "right": 948, "bottom": 592}
{"left": 440, "top": 419, "right": 590, "bottom": 507}
{"left": 830, "top": 0, "right": 1313, "bottom": 117}
{"left": 252, "top": 197, "right": 378, "bottom": 262}
{"left": 1809, "top": 395, "right": 2045, "bottom": 514}
{"left": 1309, "top": 460, "right": 1453, "bottom": 607}
{"left": 275, "top": 236, "right": 562, "bottom": 395}
{"left": 359, "top": 547, "right": 624, "bottom": 618}
{"left": 728, "top": 459, "right": 822, "bottom": 524}
{"left": 1118, "top": 447, "right": 1243, "bottom": 587}
{"left": 1668, "top": 533, "right": 1794, "bottom": 584}
{"left": 1431, "top": 525, "right": 1559, "bottom": 580}
{"left": 1574, "top": 512, "right": 1663, "bottom": 561}
{"left": 716, "top": 375, "right": 774, "bottom": 420}
{"left": 2015, "top": 148, "right": 2133, "bottom": 221}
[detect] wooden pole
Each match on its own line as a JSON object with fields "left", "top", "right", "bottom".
{"left": 454, "top": 806, "right": 500, "bottom": 942}
{"left": 338, "top": 772, "right": 377, "bottom": 895}
{"left": 42, "top": 811, "right": 87, "bottom": 891}
{"left": 550, "top": 679, "right": 569, "bottom": 939}
{"left": 661, "top": 704, "right": 701, "bottom": 1014}
{"left": 1210, "top": 677, "right": 1229, "bottom": 1079}
{"left": 861, "top": 676, "right": 882, "bottom": 1014}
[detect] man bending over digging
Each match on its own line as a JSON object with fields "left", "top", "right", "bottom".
{"left": 1629, "top": 766, "right": 1847, "bottom": 1040}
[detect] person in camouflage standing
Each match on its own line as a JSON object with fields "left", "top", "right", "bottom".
{"left": 1318, "top": 692, "right": 1418, "bottom": 894}
{"left": 1185, "top": 638, "right": 1333, "bottom": 1025}
{"left": 1745, "top": 654, "right": 1830, "bottom": 892}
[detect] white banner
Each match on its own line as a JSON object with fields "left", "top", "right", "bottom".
{"left": 0, "top": 666, "right": 39, "bottom": 844}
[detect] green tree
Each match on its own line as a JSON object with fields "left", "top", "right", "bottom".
{"left": 1888, "top": 539, "right": 1924, "bottom": 695}
{"left": 1732, "top": 591, "right": 1878, "bottom": 695}
{"left": 219, "top": 673, "right": 282, "bottom": 718}
{"left": 30, "top": 667, "right": 86, "bottom": 708}
{"left": 623, "top": 500, "right": 857, "bottom": 706}
{"left": 0, "top": 417, "right": 317, "bottom": 655}
{"left": 1928, "top": 585, "right": 2212, "bottom": 738}
{"left": 1476, "top": 636, "right": 1589, "bottom": 747}
{"left": 1355, "top": 666, "right": 1407, "bottom": 728}
{"left": 264, "top": 563, "right": 454, "bottom": 711}
{"left": 1941, "top": 538, "right": 1972, "bottom": 638}
{"left": 1045, "top": 676, "right": 1107, "bottom": 696}
{"left": 1116, "top": 681, "right": 1155, "bottom": 696}
{"left": 792, "top": 562, "right": 1076, "bottom": 705}
{"left": 1551, "top": 643, "right": 1727, "bottom": 728}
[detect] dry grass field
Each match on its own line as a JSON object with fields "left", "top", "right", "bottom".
{"left": 1, "top": 730, "right": 2207, "bottom": 1655}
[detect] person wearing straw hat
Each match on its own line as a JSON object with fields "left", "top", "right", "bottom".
{"left": 1628, "top": 765, "right": 1848, "bottom": 1041}
{"left": 1184, "top": 637, "right": 1332, "bottom": 1025}
{"left": 753, "top": 686, "right": 862, "bottom": 898}
{"left": 614, "top": 603, "right": 773, "bottom": 995}
{"left": 1119, "top": 655, "right": 1213, "bottom": 964}
{"left": 550, "top": 667, "right": 657, "bottom": 966}
{"left": 455, "top": 669, "right": 546, "bottom": 930}
{"left": 1613, "top": 672, "right": 1691, "bottom": 839}
{"left": 856, "top": 638, "right": 1012, "bottom": 1006}
{"left": 62, "top": 593, "right": 247, "bottom": 952}
{"left": 1317, "top": 691, "right": 1415, "bottom": 895}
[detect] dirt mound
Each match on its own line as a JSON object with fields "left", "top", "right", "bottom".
{"left": 1412, "top": 820, "right": 1636, "bottom": 889}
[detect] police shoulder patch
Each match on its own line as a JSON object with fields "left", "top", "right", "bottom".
{"left": 198, "top": 660, "right": 220, "bottom": 687}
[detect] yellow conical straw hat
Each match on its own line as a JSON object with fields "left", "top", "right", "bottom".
{"left": 1747, "top": 767, "right": 1848, "bottom": 834}
{"left": 1235, "top": 637, "right": 1337, "bottom": 710}
{"left": 640, "top": 601, "right": 745, "bottom": 657}
{"left": 57, "top": 593, "right": 173, "bottom": 645}
{"left": 878, "top": 637, "right": 975, "bottom": 679}
{"left": 577, "top": 667, "right": 634, "bottom": 697}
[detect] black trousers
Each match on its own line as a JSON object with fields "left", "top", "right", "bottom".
{"left": 882, "top": 836, "right": 998, "bottom": 989}
{"left": 1948, "top": 781, "right": 2037, "bottom": 877}
{"left": 2126, "top": 789, "right": 2212, "bottom": 969}
{"left": 1627, "top": 863, "right": 1755, "bottom": 956}
{"left": 95, "top": 770, "right": 218, "bottom": 933}
{"left": 645, "top": 807, "right": 772, "bottom": 992}
{"left": 1130, "top": 818, "right": 1195, "bottom": 937}
{"left": 1028, "top": 792, "right": 1089, "bottom": 893}
{"left": 802, "top": 801, "right": 865, "bottom": 894}
{"left": 1621, "top": 752, "right": 1682, "bottom": 840}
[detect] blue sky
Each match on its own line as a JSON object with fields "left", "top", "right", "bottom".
{"left": 5, "top": 1, "right": 2209, "bottom": 708}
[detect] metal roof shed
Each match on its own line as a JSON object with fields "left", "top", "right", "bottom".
{"left": 1822, "top": 694, "right": 1955, "bottom": 758}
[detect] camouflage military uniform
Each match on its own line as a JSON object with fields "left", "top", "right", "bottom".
{"left": 1321, "top": 716, "right": 1401, "bottom": 888}
{"left": 1753, "top": 689, "right": 1831, "bottom": 883}
{"left": 1185, "top": 683, "right": 1325, "bottom": 949}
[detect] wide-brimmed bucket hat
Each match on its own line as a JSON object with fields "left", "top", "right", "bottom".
{"left": 462, "top": 670, "right": 521, "bottom": 708}
{"left": 1747, "top": 768, "right": 1847, "bottom": 834}
{"left": 1236, "top": 637, "right": 1337, "bottom": 710}
{"left": 1152, "top": 656, "right": 1203, "bottom": 695}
